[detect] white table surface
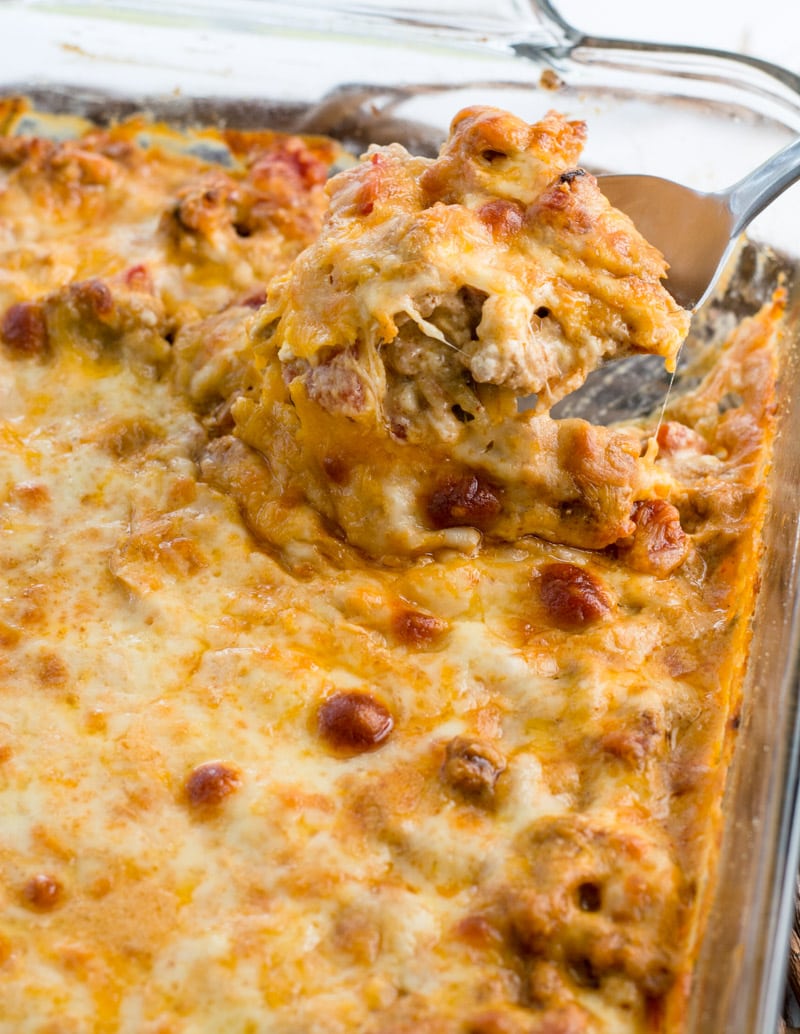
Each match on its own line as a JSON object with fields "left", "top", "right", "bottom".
{"left": 556, "top": 0, "right": 800, "bottom": 75}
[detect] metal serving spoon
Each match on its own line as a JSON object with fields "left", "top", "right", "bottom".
{"left": 598, "top": 136, "right": 800, "bottom": 310}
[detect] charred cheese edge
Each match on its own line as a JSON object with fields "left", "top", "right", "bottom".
{"left": 0, "top": 99, "right": 782, "bottom": 1034}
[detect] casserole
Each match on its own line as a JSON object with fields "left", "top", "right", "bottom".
{"left": 1, "top": 2, "right": 800, "bottom": 1032}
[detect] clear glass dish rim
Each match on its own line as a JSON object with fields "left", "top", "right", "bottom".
{"left": 1, "top": 3, "right": 800, "bottom": 1032}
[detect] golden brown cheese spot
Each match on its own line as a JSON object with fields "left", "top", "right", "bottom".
{"left": 477, "top": 199, "right": 525, "bottom": 239}
{"left": 463, "top": 1012, "right": 516, "bottom": 1034}
{"left": 426, "top": 474, "right": 502, "bottom": 531}
{"left": 617, "top": 499, "right": 690, "bottom": 577}
{"left": 84, "top": 709, "right": 108, "bottom": 735}
{"left": 0, "top": 622, "right": 21, "bottom": 648}
{"left": 1, "top": 301, "right": 49, "bottom": 357}
{"left": 184, "top": 761, "right": 242, "bottom": 809}
{"left": 390, "top": 605, "right": 448, "bottom": 648}
{"left": 111, "top": 513, "right": 209, "bottom": 590}
{"left": 21, "top": 873, "right": 64, "bottom": 911}
{"left": 9, "top": 481, "right": 51, "bottom": 509}
{"left": 600, "top": 711, "right": 664, "bottom": 768}
{"left": 533, "top": 168, "right": 594, "bottom": 232}
{"left": 453, "top": 913, "right": 505, "bottom": 951}
{"left": 441, "top": 736, "right": 506, "bottom": 806}
{"left": 330, "top": 902, "right": 382, "bottom": 965}
{"left": 0, "top": 132, "right": 55, "bottom": 169}
{"left": 37, "top": 651, "right": 69, "bottom": 689}
{"left": 317, "top": 691, "right": 394, "bottom": 756}
{"left": 170, "top": 176, "right": 236, "bottom": 236}
{"left": 538, "top": 562, "right": 611, "bottom": 629}
{"left": 464, "top": 1013, "right": 528, "bottom": 1034}
{"left": 561, "top": 420, "right": 640, "bottom": 501}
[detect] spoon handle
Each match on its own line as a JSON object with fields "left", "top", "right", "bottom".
{"left": 727, "top": 136, "right": 800, "bottom": 237}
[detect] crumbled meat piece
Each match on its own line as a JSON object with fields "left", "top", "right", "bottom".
{"left": 600, "top": 710, "right": 665, "bottom": 767}
{"left": 41, "top": 275, "right": 171, "bottom": 370}
{"left": 502, "top": 816, "right": 685, "bottom": 1001}
{"left": 441, "top": 736, "right": 506, "bottom": 805}
{"left": 301, "top": 349, "right": 367, "bottom": 417}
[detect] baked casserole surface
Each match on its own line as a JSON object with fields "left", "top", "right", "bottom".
{"left": 0, "top": 99, "right": 782, "bottom": 1033}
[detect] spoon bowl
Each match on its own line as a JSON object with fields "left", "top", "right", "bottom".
{"left": 598, "top": 134, "right": 800, "bottom": 311}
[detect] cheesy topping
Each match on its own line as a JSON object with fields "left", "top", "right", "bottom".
{"left": 0, "top": 100, "right": 781, "bottom": 1034}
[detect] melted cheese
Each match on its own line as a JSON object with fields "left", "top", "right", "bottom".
{"left": 0, "top": 100, "right": 781, "bottom": 1034}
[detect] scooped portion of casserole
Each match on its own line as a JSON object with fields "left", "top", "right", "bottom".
{"left": 234, "top": 106, "right": 690, "bottom": 558}
{"left": 0, "top": 98, "right": 780, "bottom": 1034}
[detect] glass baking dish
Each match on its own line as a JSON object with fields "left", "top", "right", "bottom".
{"left": 2, "top": 2, "right": 800, "bottom": 1031}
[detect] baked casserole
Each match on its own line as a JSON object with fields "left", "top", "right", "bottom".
{"left": 0, "top": 98, "right": 784, "bottom": 1033}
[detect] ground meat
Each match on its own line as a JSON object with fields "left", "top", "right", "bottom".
{"left": 503, "top": 815, "right": 685, "bottom": 1001}
{"left": 303, "top": 350, "right": 367, "bottom": 417}
{"left": 441, "top": 736, "right": 506, "bottom": 805}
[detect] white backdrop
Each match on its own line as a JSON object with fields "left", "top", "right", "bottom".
{"left": 556, "top": 0, "right": 800, "bottom": 76}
